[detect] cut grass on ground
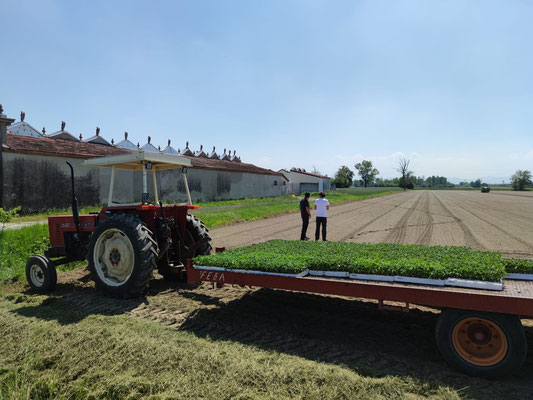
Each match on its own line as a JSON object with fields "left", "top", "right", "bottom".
{"left": 0, "top": 292, "right": 465, "bottom": 400}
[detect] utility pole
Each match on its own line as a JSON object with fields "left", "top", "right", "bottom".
{"left": 0, "top": 105, "right": 15, "bottom": 209}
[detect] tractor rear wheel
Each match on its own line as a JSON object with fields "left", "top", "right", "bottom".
{"left": 26, "top": 255, "right": 57, "bottom": 292}
{"left": 436, "top": 308, "right": 527, "bottom": 378}
{"left": 182, "top": 214, "right": 212, "bottom": 261}
{"left": 160, "top": 215, "right": 212, "bottom": 280}
{"left": 88, "top": 214, "right": 157, "bottom": 298}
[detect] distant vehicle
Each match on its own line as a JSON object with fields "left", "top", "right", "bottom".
{"left": 481, "top": 185, "right": 490, "bottom": 193}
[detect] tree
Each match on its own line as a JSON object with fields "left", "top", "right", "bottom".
{"left": 511, "top": 170, "right": 532, "bottom": 191}
{"left": 331, "top": 166, "right": 354, "bottom": 188}
{"left": 397, "top": 158, "right": 414, "bottom": 190}
{"left": 470, "top": 179, "right": 481, "bottom": 188}
{"left": 354, "top": 160, "right": 379, "bottom": 188}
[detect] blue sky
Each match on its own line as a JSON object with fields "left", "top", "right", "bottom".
{"left": 2, "top": 0, "right": 532, "bottom": 181}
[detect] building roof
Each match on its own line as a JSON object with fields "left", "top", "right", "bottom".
{"left": 141, "top": 142, "right": 159, "bottom": 153}
{"left": 280, "top": 168, "right": 330, "bottom": 180}
{"left": 8, "top": 121, "right": 44, "bottom": 138}
{"left": 3, "top": 133, "right": 286, "bottom": 178}
{"left": 84, "top": 135, "right": 112, "bottom": 146}
{"left": 47, "top": 130, "right": 79, "bottom": 141}
{"left": 162, "top": 139, "right": 179, "bottom": 155}
{"left": 185, "top": 155, "right": 287, "bottom": 178}
{"left": 2, "top": 133, "right": 128, "bottom": 158}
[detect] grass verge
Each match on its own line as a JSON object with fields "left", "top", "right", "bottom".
{"left": 0, "top": 225, "right": 82, "bottom": 283}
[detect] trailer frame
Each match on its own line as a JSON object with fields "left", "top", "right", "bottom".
{"left": 186, "top": 259, "right": 533, "bottom": 378}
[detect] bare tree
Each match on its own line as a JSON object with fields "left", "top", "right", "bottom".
{"left": 397, "top": 158, "right": 413, "bottom": 190}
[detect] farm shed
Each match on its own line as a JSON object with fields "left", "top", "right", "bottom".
{"left": 0, "top": 107, "right": 287, "bottom": 210}
{"left": 279, "top": 168, "right": 331, "bottom": 195}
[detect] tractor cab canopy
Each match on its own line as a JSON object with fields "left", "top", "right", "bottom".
{"left": 83, "top": 150, "right": 194, "bottom": 206}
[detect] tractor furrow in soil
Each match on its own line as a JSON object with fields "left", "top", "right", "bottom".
{"left": 385, "top": 191, "right": 425, "bottom": 243}
{"left": 430, "top": 192, "right": 484, "bottom": 249}
{"left": 336, "top": 191, "right": 419, "bottom": 242}
{"left": 416, "top": 192, "right": 434, "bottom": 245}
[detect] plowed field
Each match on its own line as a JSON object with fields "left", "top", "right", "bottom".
{"left": 211, "top": 190, "right": 533, "bottom": 259}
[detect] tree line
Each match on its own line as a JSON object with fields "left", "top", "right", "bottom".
{"left": 331, "top": 161, "right": 532, "bottom": 191}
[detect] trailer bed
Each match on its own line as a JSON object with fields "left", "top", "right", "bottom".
{"left": 186, "top": 261, "right": 533, "bottom": 317}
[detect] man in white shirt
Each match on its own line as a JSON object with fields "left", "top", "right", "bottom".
{"left": 314, "top": 192, "right": 329, "bottom": 241}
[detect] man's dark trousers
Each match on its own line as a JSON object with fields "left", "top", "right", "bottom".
{"left": 300, "top": 214, "right": 309, "bottom": 240}
{"left": 315, "top": 217, "right": 327, "bottom": 241}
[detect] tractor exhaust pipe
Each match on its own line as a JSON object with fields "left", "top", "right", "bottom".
{"left": 66, "top": 162, "right": 80, "bottom": 235}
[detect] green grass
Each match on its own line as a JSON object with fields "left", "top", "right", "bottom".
{"left": 0, "top": 225, "right": 82, "bottom": 283}
{"left": 195, "top": 240, "right": 507, "bottom": 281}
{"left": 0, "top": 293, "right": 464, "bottom": 399}
{"left": 8, "top": 188, "right": 399, "bottom": 227}
{"left": 191, "top": 189, "right": 399, "bottom": 228}
{"left": 11, "top": 206, "right": 101, "bottom": 223}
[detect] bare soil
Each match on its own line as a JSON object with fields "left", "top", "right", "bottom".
{"left": 210, "top": 190, "right": 533, "bottom": 259}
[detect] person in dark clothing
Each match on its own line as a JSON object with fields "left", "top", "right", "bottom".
{"left": 299, "top": 192, "right": 311, "bottom": 240}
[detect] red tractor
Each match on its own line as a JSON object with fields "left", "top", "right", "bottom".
{"left": 25, "top": 151, "right": 212, "bottom": 298}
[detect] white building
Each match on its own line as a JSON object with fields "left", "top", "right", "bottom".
{"left": 279, "top": 168, "right": 331, "bottom": 195}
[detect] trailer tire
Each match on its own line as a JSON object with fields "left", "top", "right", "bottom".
{"left": 88, "top": 214, "right": 157, "bottom": 298}
{"left": 26, "top": 255, "right": 57, "bottom": 292}
{"left": 436, "top": 308, "right": 527, "bottom": 378}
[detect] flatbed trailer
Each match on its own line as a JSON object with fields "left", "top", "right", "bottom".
{"left": 186, "top": 259, "right": 533, "bottom": 379}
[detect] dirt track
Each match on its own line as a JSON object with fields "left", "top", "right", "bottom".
{"left": 210, "top": 190, "right": 533, "bottom": 258}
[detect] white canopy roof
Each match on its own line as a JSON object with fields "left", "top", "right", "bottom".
{"left": 83, "top": 150, "right": 192, "bottom": 171}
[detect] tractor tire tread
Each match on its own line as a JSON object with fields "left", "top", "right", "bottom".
{"left": 88, "top": 213, "right": 157, "bottom": 298}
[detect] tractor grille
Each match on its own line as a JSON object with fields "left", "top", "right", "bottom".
{"left": 55, "top": 224, "right": 63, "bottom": 244}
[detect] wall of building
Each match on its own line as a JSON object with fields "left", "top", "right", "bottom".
{"left": 280, "top": 170, "right": 330, "bottom": 195}
{"left": 2, "top": 152, "right": 287, "bottom": 211}
{"left": 157, "top": 168, "right": 287, "bottom": 203}
{"left": 2, "top": 153, "right": 135, "bottom": 211}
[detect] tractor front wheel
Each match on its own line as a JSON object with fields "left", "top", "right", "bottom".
{"left": 88, "top": 214, "right": 157, "bottom": 298}
{"left": 436, "top": 308, "right": 527, "bottom": 378}
{"left": 26, "top": 255, "right": 57, "bottom": 292}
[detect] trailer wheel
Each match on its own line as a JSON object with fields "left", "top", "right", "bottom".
{"left": 88, "top": 214, "right": 157, "bottom": 298}
{"left": 436, "top": 308, "right": 527, "bottom": 378}
{"left": 25, "top": 255, "right": 57, "bottom": 292}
